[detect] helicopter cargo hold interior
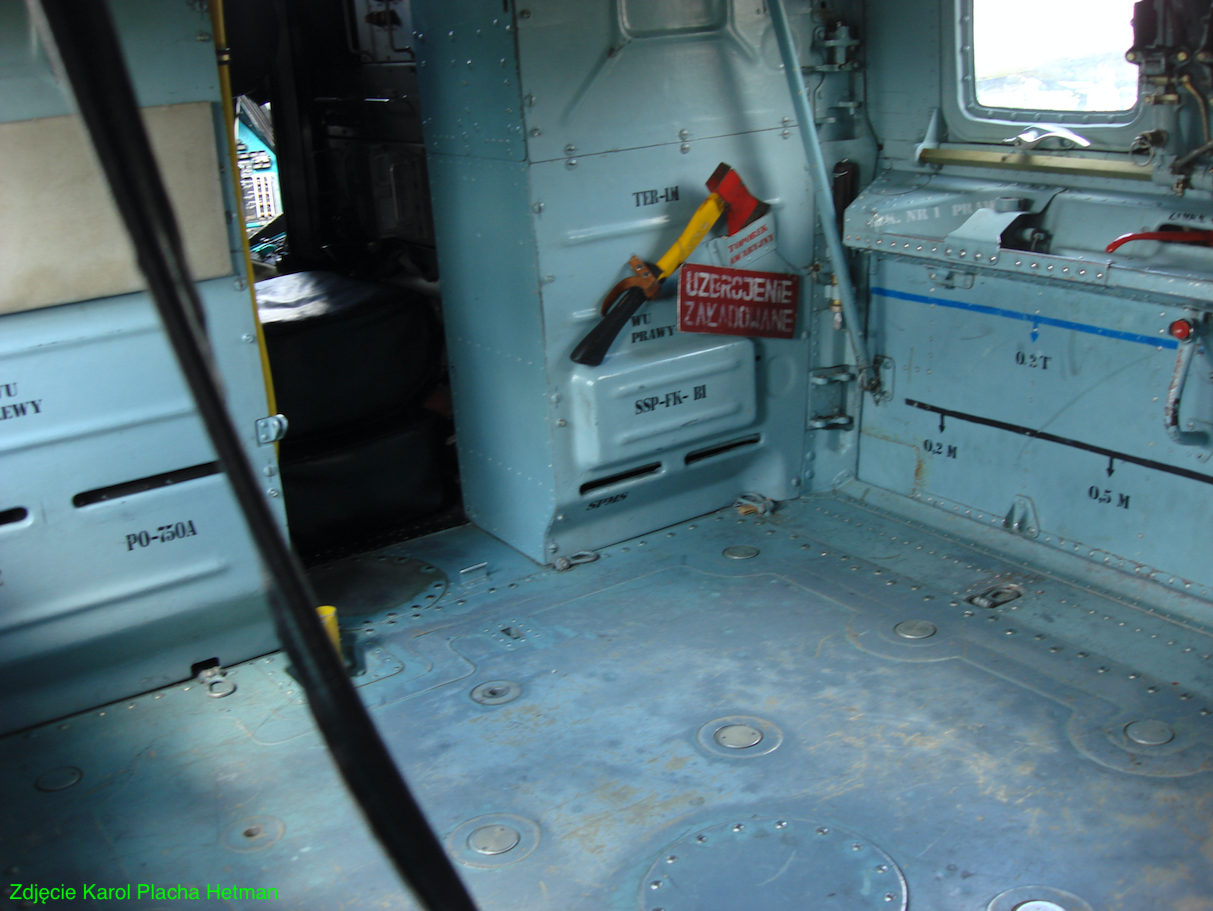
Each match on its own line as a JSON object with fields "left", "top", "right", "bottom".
{"left": 4, "top": 0, "right": 1213, "bottom": 909}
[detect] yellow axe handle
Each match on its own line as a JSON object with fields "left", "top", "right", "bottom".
{"left": 655, "top": 192, "right": 726, "bottom": 279}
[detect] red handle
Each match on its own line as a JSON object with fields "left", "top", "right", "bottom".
{"left": 1106, "top": 230, "right": 1213, "bottom": 253}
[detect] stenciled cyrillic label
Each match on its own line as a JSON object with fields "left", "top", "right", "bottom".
{"left": 678, "top": 263, "right": 798, "bottom": 340}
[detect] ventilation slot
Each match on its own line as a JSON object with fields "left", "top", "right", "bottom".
{"left": 579, "top": 462, "right": 661, "bottom": 496}
{"left": 0, "top": 506, "right": 29, "bottom": 526}
{"left": 684, "top": 434, "right": 760, "bottom": 466}
{"left": 73, "top": 462, "right": 222, "bottom": 507}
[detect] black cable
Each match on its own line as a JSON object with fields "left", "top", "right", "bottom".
{"left": 27, "top": 3, "right": 478, "bottom": 909}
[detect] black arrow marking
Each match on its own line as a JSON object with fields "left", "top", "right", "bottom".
{"left": 939, "top": 413, "right": 946, "bottom": 433}
{"left": 1106, "top": 457, "right": 1115, "bottom": 477}
{"left": 905, "top": 398, "right": 1213, "bottom": 487}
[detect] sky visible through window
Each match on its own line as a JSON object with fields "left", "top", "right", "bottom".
{"left": 974, "top": 0, "right": 1139, "bottom": 112}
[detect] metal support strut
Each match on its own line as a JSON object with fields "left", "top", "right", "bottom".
{"left": 767, "top": 0, "right": 879, "bottom": 395}
{"left": 26, "top": 2, "right": 478, "bottom": 909}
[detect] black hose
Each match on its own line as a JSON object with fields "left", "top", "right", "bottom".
{"left": 27, "top": 3, "right": 478, "bottom": 909}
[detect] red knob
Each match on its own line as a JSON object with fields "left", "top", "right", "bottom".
{"left": 1170, "top": 319, "right": 1193, "bottom": 340}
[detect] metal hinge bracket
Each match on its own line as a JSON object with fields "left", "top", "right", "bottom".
{"left": 808, "top": 412, "right": 855, "bottom": 430}
{"left": 255, "top": 414, "right": 289, "bottom": 445}
{"left": 810, "top": 365, "right": 857, "bottom": 385}
{"left": 1003, "top": 495, "right": 1041, "bottom": 538}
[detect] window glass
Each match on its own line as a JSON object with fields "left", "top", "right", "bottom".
{"left": 973, "top": 0, "right": 1139, "bottom": 112}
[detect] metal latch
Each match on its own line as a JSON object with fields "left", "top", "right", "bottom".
{"left": 810, "top": 366, "right": 857, "bottom": 385}
{"left": 255, "top": 414, "right": 289, "bottom": 445}
{"left": 459, "top": 561, "right": 489, "bottom": 588}
{"left": 968, "top": 583, "right": 1023, "bottom": 610}
{"left": 1164, "top": 316, "right": 1212, "bottom": 448}
{"left": 1004, "top": 125, "right": 1091, "bottom": 150}
{"left": 733, "top": 492, "right": 774, "bottom": 516}
{"left": 197, "top": 664, "right": 236, "bottom": 698}
{"left": 808, "top": 412, "right": 854, "bottom": 430}
{"left": 553, "top": 551, "right": 600, "bottom": 572}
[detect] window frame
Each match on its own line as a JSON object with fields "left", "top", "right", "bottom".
{"left": 943, "top": 0, "right": 1152, "bottom": 151}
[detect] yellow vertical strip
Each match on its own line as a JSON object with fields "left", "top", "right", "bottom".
{"left": 316, "top": 605, "right": 343, "bottom": 654}
{"left": 208, "top": 0, "right": 278, "bottom": 418}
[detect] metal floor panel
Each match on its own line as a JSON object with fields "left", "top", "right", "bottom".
{"left": 3, "top": 494, "right": 1213, "bottom": 910}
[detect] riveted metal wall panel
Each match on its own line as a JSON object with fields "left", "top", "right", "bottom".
{"left": 509, "top": 0, "right": 815, "bottom": 162}
{"left": 858, "top": 254, "right": 1213, "bottom": 602}
{"left": 531, "top": 131, "right": 812, "bottom": 557}
{"left": 511, "top": 0, "right": 812, "bottom": 162}
{"left": 415, "top": 0, "right": 815, "bottom": 563}
{"left": 410, "top": 0, "right": 527, "bottom": 161}
{"left": 425, "top": 154, "right": 557, "bottom": 560}
{"left": 0, "top": 4, "right": 282, "bottom": 733}
{"left": 0, "top": 290, "right": 277, "bottom": 735}
{"left": 0, "top": 1, "right": 223, "bottom": 124}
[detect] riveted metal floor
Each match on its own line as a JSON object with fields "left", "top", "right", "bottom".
{"left": 4, "top": 492, "right": 1213, "bottom": 910}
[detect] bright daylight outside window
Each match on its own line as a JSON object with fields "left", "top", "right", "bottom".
{"left": 973, "top": 0, "right": 1139, "bottom": 112}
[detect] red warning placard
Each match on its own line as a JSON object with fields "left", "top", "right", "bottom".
{"left": 678, "top": 263, "right": 799, "bottom": 339}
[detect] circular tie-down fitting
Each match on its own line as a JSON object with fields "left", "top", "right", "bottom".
{"left": 1064, "top": 707, "right": 1211, "bottom": 777}
{"left": 722, "top": 545, "right": 760, "bottom": 560}
{"left": 446, "top": 814, "right": 539, "bottom": 868}
{"left": 639, "top": 818, "right": 907, "bottom": 911}
{"left": 34, "top": 766, "right": 82, "bottom": 792}
{"left": 221, "top": 816, "right": 286, "bottom": 853}
{"left": 206, "top": 677, "right": 237, "bottom": 698}
{"left": 696, "top": 716, "right": 783, "bottom": 759}
{"left": 1125, "top": 719, "right": 1175, "bottom": 746}
{"left": 986, "top": 885, "right": 1093, "bottom": 911}
{"left": 714, "top": 723, "right": 764, "bottom": 749}
{"left": 467, "top": 824, "right": 521, "bottom": 855}
{"left": 846, "top": 612, "right": 963, "bottom": 664}
{"left": 893, "top": 619, "right": 937, "bottom": 640}
{"left": 470, "top": 680, "right": 523, "bottom": 706}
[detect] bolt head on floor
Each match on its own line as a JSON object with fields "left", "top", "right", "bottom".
{"left": 447, "top": 814, "right": 540, "bottom": 868}
{"left": 468, "top": 824, "right": 521, "bottom": 855}
{"left": 722, "top": 545, "right": 760, "bottom": 560}
{"left": 713, "top": 723, "right": 763, "bottom": 749}
{"left": 470, "top": 680, "right": 523, "bottom": 705}
{"left": 894, "top": 620, "right": 938, "bottom": 639}
{"left": 34, "top": 766, "right": 82, "bottom": 792}
{"left": 1124, "top": 720, "right": 1174, "bottom": 746}
{"left": 986, "top": 885, "right": 1093, "bottom": 911}
{"left": 696, "top": 715, "right": 783, "bottom": 758}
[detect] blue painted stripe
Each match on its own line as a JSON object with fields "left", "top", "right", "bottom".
{"left": 871, "top": 286, "right": 1178, "bottom": 349}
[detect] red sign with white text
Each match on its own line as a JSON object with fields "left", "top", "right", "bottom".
{"left": 678, "top": 263, "right": 799, "bottom": 339}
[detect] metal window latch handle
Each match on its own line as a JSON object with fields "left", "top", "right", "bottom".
{"left": 1164, "top": 317, "right": 1212, "bottom": 448}
{"left": 1004, "top": 125, "right": 1092, "bottom": 150}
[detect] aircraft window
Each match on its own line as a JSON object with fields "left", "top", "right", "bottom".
{"left": 972, "top": 0, "right": 1139, "bottom": 113}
